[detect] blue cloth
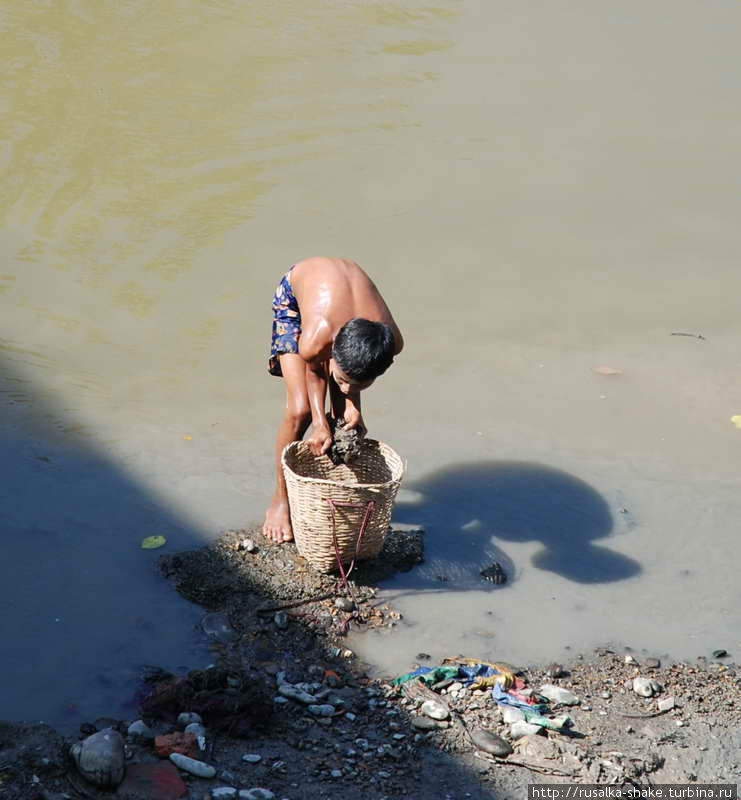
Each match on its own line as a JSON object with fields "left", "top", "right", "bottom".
{"left": 268, "top": 268, "right": 301, "bottom": 377}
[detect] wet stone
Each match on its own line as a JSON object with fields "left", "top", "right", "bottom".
{"left": 469, "top": 728, "right": 513, "bottom": 757}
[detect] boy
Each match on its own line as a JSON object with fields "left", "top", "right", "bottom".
{"left": 263, "top": 257, "right": 404, "bottom": 543}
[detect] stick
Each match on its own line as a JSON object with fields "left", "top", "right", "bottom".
{"left": 670, "top": 332, "right": 706, "bottom": 340}
{"left": 474, "top": 751, "right": 577, "bottom": 777}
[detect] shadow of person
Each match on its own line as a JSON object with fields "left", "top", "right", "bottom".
{"left": 388, "top": 460, "right": 641, "bottom": 589}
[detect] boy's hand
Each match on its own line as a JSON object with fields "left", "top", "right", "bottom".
{"left": 343, "top": 408, "right": 367, "bottom": 439}
{"left": 307, "top": 422, "right": 333, "bottom": 456}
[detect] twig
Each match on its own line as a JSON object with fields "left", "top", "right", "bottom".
{"left": 615, "top": 709, "right": 671, "bottom": 720}
{"left": 670, "top": 332, "right": 706, "bottom": 340}
{"left": 474, "top": 751, "right": 577, "bottom": 777}
{"left": 256, "top": 592, "right": 336, "bottom": 614}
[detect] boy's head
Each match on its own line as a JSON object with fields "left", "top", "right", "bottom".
{"left": 330, "top": 318, "right": 396, "bottom": 393}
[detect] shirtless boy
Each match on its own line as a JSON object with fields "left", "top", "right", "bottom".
{"left": 263, "top": 257, "right": 403, "bottom": 544}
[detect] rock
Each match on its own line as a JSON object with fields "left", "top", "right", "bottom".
{"left": 712, "top": 649, "right": 729, "bottom": 659}
{"left": 516, "top": 734, "right": 559, "bottom": 761}
{"left": 645, "top": 657, "right": 661, "bottom": 669}
{"left": 633, "top": 677, "right": 661, "bottom": 698}
{"left": 239, "top": 790, "right": 275, "bottom": 800}
{"left": 345, "top": 712, "right": 357, "bottom": 721}
{"left": 448, "top": 682, "right": 464, "bottom": 693}
{"left": 509, "top": 721, "right": 542, "bottom": 739}
{"left": 169, "top": 753, "right": 216, "bottom": 778}
{"left": 545, "top": 663, "right": 566, "bottom": 679}
{"left": 502, "top": 707, "right": 525, "bottom": 724}
{"left": 657, "top": 696, "right": 675, "bottom": 712}
{"left": 308, "top": 704, "right": 335, "bottom": 717}
{"left": 117, "top": 761, "right": 188, "bottom": 800}
{"left": 625, "top": 654, "right": 637, "bottom": 665}
{"left": 334, "top": 597, "right": 354, "bottom": 612}
{"left": 539, "top": 684, "right": 579, "bottom": 705}
{"left": 212, "top": 789, "right": 238, "bottom": 799}
{"left": 331, "top": 769, "right": 342, "bottom": 778}
{"left": 178, "top": 712, "right": 203, "bottom": 727}
{"left": 274, "top": 611, "right": 288, "bottom": 629}
{"left": 70, "top": 728, "right": 126, "bottom": 788}
{"left": 278, "top": 684, "right": 315, "bottom": 704}
{"left": 469, "top": 728, "right": 513, "bottom": 757}
{"left": 184, "top": 722, "right": 207, "bottom": 740}
{"left": 127, "top": 720, "right": 155, "bottom": 741}
{"left": 239, "top": 538, "right": 257, "bottom": 553}
{"left": 411, "top": 716, "right": 440, "bottom": 731}
{"left": 155, "top": 732, "right": 200, "bottom": 759}
{"left": 420, "top": 699, "right": 450, "bottom": 721}
{"left": 242, "top": 754, "right": 262, "bottom": 764}
{"left": 201, "top": 612, "right": 235, "bottom": 642}
{"left": 327, "top": 417, "right": 362, "bottom": 464}
{"left": 601, "top": 691, "right": 611, "bottom": 699}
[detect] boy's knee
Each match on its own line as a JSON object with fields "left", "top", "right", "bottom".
{"left": 285, "top": 404, "right": 311, "bottom": 430}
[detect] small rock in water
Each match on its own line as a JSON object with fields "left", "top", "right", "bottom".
{"left": 416, "top": 652, "right": 432, "bottom": 661}
{"left": 539, "top": 684, "right": 579, "bottom": 705}
{"left": 169, "top": 753, "right": 216, "bottom": 778}
{"left": 212, "top": 789, "right": 238, "bottom": 799}
{"left": 712, "top": 649, "right": 729, "bottom": 659}
{"left": 242, "top": 754, "right": 262, "bottom": 764}
{"left": 70, "top": 729, "right": 126, "bottom": 788}
{"left": 240, "top": 538, "right": 258, "bottom": 553}
{"left": 421, "top": 699, "right": 450, "bottom": 721}
{"left": 201, "top": 612, "right": 235, "bottom": 642}
{"left": 327, "top": 417, "right": 362, "bottom": 465}
{"left": 274, "top": 611, "right": 289, "bottom": 629}
{"left": 633, "top": 677, "right": 661, "bottom": 698}
{"left": 469, "top": 728, "right": 513, "bottom": 757}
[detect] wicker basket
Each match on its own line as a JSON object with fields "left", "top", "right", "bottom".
{"left": 281, "top": 438, "right": 405, "bottom": 573}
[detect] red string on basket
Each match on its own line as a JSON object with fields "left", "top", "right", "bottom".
{"left": 324, "top": 498, "right": 375, "bottom": 598}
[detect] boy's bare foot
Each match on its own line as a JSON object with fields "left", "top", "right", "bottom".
{"left": 262, "top": 498, "right": 294, "bottom": 543}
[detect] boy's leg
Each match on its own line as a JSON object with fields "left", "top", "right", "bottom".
{"left": 263, "top": 354, "right": 311, "bottom": 543}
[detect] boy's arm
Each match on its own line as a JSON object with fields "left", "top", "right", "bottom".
{"left": 304, "top": 360, "right": 332, "bottom": 456}
{"left": 342, "top": 392, "right": 367, "bottom": 438}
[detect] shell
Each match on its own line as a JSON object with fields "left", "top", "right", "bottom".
{"left": 70, "top": 728, "right": 125, "bottom": 787}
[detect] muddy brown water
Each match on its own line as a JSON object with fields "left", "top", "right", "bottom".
{"left": 2, "top": 0, "right": 741, "bottom": 729}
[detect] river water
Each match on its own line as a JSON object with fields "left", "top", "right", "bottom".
{"left": 2, "top": 0, "right": 741, "bottom": 730}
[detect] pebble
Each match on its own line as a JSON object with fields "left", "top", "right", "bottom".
{"left": 240, "top": 538, "right": 257, "bottom": 553}
{"left": 178, "top": 712, "right": 203, "bottom": 727}
{"left": 421, "top": 699, "right": 450, "bottom": 721}
{"left": 185, "top": 722, "right": 207, "bottom": 740}
{"left": 625, "top": 654, "right": 637, "bottom": 665}
{"left": 469, "top": 728, "right": 513, "bottom": 757}
{"left": 201, "top": 612, "right": 236, "bottom": 642}
{"left": 274, "top": 612, "right": 289, "bottom": 629}
{"left": 334, "top": 597, "right": 354, "bottom": 612}
{"left": 545, "top": 663, "right": 567, "bottom": 679}
{"left": 539, "top": 684, "right": 579, "bottom": 705}
{"left": 601, "top": 691, "right": 611, "bottom": 699}
{"left": 345, "top": 712, "right": 357, "bottom": 722}
{"left": 242, "top": 754, "right": 262, "bottom": 764}
{"left": 510, "top": 721, "right": 542, "bottom": 739}
{"left": 657, "top": 696, "right": 675, "bottom": 712}
{"left": 331, "top": 769, "right": 343, "bottom": 778}
{"left": 239, "top": 791, "right": 275, "bottom": 800}
{"left": 411, "top": 715, "right": 440, "bottom": 731}
{"left": 212, "top": 789, "right": 238, "bottom": 799}
{"left": 645, "top": 657, "right": 661, "bottom": 669}
{"left": 127, "top": 720, "right": 155, "bottom": 741}
{"left": 169, "top": 753, "right": 216, "bottom": 778}
{"left": 633, "top": 677, "right": 662, "bottom": 698}
{"left": 278, "top": 684, "right": 315, "bottom": 704}
{"left": 308, "top": 704, "right": 335, "bottom": 717}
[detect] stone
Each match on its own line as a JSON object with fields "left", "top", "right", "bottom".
{"left": 539, "top": 684, "right": 579, "bottom": 705}
{"left": 420, "top": 699, "right": 450, "bottom": 721}
{"left": 169, "top": 753, "right": 216, "bottom": 779}
{"left": 633, "top": 677, "right": 661, "bottom": 698}
{"left": 545, "top": 663, "right": 567, "bottom": 679}
{"left": 177, "top": 712, "right": 203, "bottom": 727}
{"left": 345, "top": 712, "right": 357, "bottom": 721}
{"left": 155, "top": 732, "right": 200, "bottom": 759}
{"left": 516, "top": 735, "right": 559, "bottom": 761}
{"left": 212, "top": 789, "right": 238, "bottom": 799}
{"left": 469, "top": 728, "right": 513, "bottom": 757}
{"left": 70, "top": 728, "right": 126, "bottom": 788}
{"left": 625, "top": 654, "right": 637, "bottom": 665}
{"left": 278, "top": 684, "right": 315, "bottom": 704}
{"left": 201, "top": 612, "right": 235, "bottom": 642}
{"left": 331, "top": 769, "right": 342, "bottom": 778}
{"left": 274, "top": 611, "right": 288, "bottom": 629}
{"left": 117, "top": 761, "right": 187, "bottom": 800}
{"left": 501, "top": 707, "right": 525, "bottom": 724}
{"left": 510, "top": 721, "right": 542, "bottom": 739}
{"left": 308, "top": 704, "right": 335, "bottom": 716}
{"left": 185, "top": 722, "right": 207, "bottom": 740}
{"left": 239, "top": 790, "right": 275, "bottom": 800}
{"left": 242, "top": 754, "right": 262, "bottom": 764}
{"left": 411, "top": 715, "right": 440, "bottom": 731}
{"left": 127, "top": 720, "right": 155, "bottom": 741}
{"left": 334, "top": 597, "right": 354, "bottom": 612}
{"left": 657, "top": 696, "right": 675, "bottom": 712}
{"left": 645, "top": 658, "right": 661, "bottom": 669}
{"left": 240, "top": 538, "right": 257, "bottom": 553}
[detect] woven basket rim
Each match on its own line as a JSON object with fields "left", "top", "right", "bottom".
{"left": 281, "top": 438, "right": 405, "bottom": 490}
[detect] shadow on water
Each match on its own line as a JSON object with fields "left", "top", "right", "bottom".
{"left": 0, "top": 357, "right": 506, "bottom": 798}
{"left": 388, "top": 460, "right": 641, "bottom": 590}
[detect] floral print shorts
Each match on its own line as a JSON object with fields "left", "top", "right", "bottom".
{"left": 268, "top": 268, "right": 301, "bottom": 377}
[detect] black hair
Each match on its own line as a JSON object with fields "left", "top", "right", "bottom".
{"left": 332, "top": 318, "right": 396, "bottom": 382}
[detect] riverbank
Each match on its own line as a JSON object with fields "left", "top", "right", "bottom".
{"left": 2, "top": 530, "right": 739, "bottom": 799}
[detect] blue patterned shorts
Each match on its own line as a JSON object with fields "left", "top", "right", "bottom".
{"left": 268, "top": 268, "right": 301, "bottom": 377}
